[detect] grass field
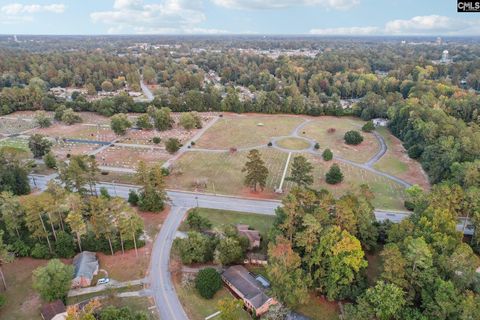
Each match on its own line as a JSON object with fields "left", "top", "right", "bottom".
{"left": 295, "top": 294, "right": 340, "bottom": 320}
{"left": 34, "top": 124, "right": 116, "bottom": 142}
{"left": 302, "top": 154, "right": 406, "bottom": 210}
{"left": 0, "top": 137, "right": 30, "bottom": 152}
{"left": 195, "top": 114, "right": 305, "bottom": 149}
{"left": 175, "top": 283, "right": 251, "bottom": 320}
{"left": 180, "top": 208, "right": 275, "bottom": 237}
{"left": 276, "top": 137, "right": 311, "bottom": 150}
{"left": 168, "top": 148, "right": 292, "bottom": 197}
{"left": 299, "top": 116, "right": 379, "bottom": 163}
{"left": 374, "top": 127, "right": 430, "bottom": 189}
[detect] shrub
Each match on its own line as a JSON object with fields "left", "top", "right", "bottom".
{"left": 34, "top": 111, "right": 52, "bottom": 128}
{"left": 362, "top": 121, "right": 375, "bottom": 132}
{"left": 344, "top": 130, "right": 364, "bottom": 145}
{"left": 100, "top": 187, "right": 111, "bottom": 199}
{"left": 31, "top": 243, "right": 51, "bottom": 259}
{"left": 165, "top": 138, "right": 182, "bottom": 154}
{"left": 179, "top": 112, "right": 197, "bottom": 130}
{"left": 11, "top": 239, "right": 31, "bottom": 257}
{"left": 43, "top": 152, "right": 57, "bottom": 169}
{"left": 186, "top": 209, "right": 212, "bottom": 231}
{"left": 61, "top": 108, "right": 82, "bottom": 125}
{"left": 0, "top": 294, "right": 5, "bottom": 309}
{"left": 161, "top": 167, "right": 170, "bottom": 176}
{"left": 195, "top": 268, "right": 222, "bottom": 299}
{"left": 268, "top": 142, "right": 273, "bottom": 147}
{"left": 152, "top": 137, "right": 161, "bottom": 144}
{"left": 100, "top": 171, "right": 108, "bottom": 175}
{"left": 326, "top": 164, "right": 344, "bottom": 184}
{"left": 128, "top": 190, "right": 139, "bottom": 205}
{"left": 322, "top": 148, "right": 333, "bottom": 161}
{"left": 136, "top": 114, "right": 153, "bottom": 130}
{"left": 110, "top": 113, "right": 132, "bottom": 135}
{"left": 191, "top": 141, "right": 196, "bottom": 146}
{"left": 314, "top": 142, "right": 320, "bottom": 150}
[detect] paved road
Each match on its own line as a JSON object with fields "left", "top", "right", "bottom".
{"left": 140, "top": 77, "right": 155, "bottom": 102}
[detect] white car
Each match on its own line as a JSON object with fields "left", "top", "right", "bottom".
{"left": 97, "top": 278, "right": 110, "bottom": 285}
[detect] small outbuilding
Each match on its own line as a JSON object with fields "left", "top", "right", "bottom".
{"left": 71, "top": 251, "right": 99, "bottom": 288}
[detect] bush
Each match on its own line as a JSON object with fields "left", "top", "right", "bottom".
{"left": 34, "top": 111, "right": 52, "bottom": 128}
{"left": 128, "top": 190, "right": 139, "bottom": 205}
{"left": 152, "top": 137, "right": 161, "bottom": 144}
{"left": 326, "top": 164, "right": 344, "bottom": 184}
{"left": 314, "top": 142, "right": 320, "bottom": 150}
{"left": 11, "top": 239, "right": 31, "bottom": 257}
{"left": 195, "top": 268, "right": 222, "bottom": 299}
{"left": 344, "top": 130, "right": 364, "bottom": 145}
{"left": 191, "top": 141, "right": 196, "bottom": 146}
{"left": 161, "top": 167, "right": 170, "bottom": 176}
{"left": 28, "top": 134, "right": 52, "bottom": 158}
{"left": 362, "top": 121, "right": 375, "bottom": 132}
{"left": 268, "top": 142, "right": 273, "bottom": 147}
{"left": 110, "top": 113, "right": 132, "bottom": 135}
{"left": 186, "top": 209, "right": 212, "bottom": 231}
{"left": 100, "top": 187, "right": 111, "bottom": 199}
{"left": 31, "top": 243, "right": 51, "bottom": 259}
{"left": 165, "top": 138, "right": 182, "bottom": 154}
{"left": 61, "top": 108, "right": 82, "bottom": 125}
{"left": 322, "top": 148, "right": 333, "bottom": 161}
{"left": 43, "top": 152, "right": 57, "bottom": 169}
{"left": 0, "top": 294, "right": 5, "bottom": 309}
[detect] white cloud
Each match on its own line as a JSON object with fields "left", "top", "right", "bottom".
{"left": 91, "top": 0, "right": 218, "bottom": 34}
{"left": 0, "top": 3, "right": 65, "bottom": 24}
{"left": 310, "top": 15, "right": 480, "bottom": 36}
{"left": 310, "top": 26, "right": 379, "bottom": 35}
{"left": 1, "top": 3, "right": 65, "bottom": 15}
{"left": 212, "top": 0, "right": 359, "bottom": 10}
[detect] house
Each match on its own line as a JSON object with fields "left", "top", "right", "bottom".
{"left": 236, "top": 224, "right": 261, "bottom": 249}
{"left": 41, "top": 300, "right": 67, "bottom": 320}
{"left": 222, "top": 265, "right": 277, "bottom": 316}
{"left": 71, "top": 251, "right": 99, "bottom": 288}
{"left": 244, "top": 252, "right": 268, "bottom": 265}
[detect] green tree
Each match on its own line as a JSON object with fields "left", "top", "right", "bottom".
{"left": 179, "top": 112, "right": 197, "bottom": 130}
{"left": 379, "top": 244, "right": 408, "bottom": 290}
{"left": 0, "top": 231, "right": 14, "bottom": 290}
{"left": 267, "top": 237, "right": 309, "bottom": 307}
{"left": 362, "top": 121, "right": 375, "bottom": 132}
{"left": 287, "top": 155, "right": 313, "bottom": 186}
{"left": 344, "top": 130, "right": 364, "bottom": 145}
{"left": 61, "top": 108, "right": 82, "bottom": 125}
{"left": 242, "top": 149, "right": 269, "bottom": 192}
{"left": 43, "top": 151, "right": 57, "bottom": 169}
{"left": 186, "top": 209, "right": 212, "bottom": 231}
{"left": 215, "top": 237, "right": 244, "bottom": 265}
{"left": 136, "top": 114, "right": 153, "bottom": 130}
{"left": 325, "top": 164, "right": 343, "bottom": 184}
{"left": 217, "top": 298, "right": 243, "bottom": 320}
{"left": 28, "top": 134, "right": 52, "bottom": 158}
{"left": 149, "top": 106, "right": 173, "bottom": 131}
{"left": 110, "top": 113, "right": 132, "bottom": 135}
{"left": 135, "top": 161, "right": 167, "bottom": 212}
{"left": 101, "top": 80, "right": 114, "bottom": 92}
{"left": 34, "top": 111, "right": 52, "bottom": 128}
{"left": 99, "top": 306, "right": 148, "bottom": 320}
{"left": 322, "top": 148, "right": 333, "bottom": 161}
{"left": 165, "top": 138, "right": 181, "bottom": 154}
{"left": 54, "top": 231, "right": 76, "bottom": 258}
{"left": 195, "top": 268, "right": 222, "bottom": 299}
{"left": 0, "top": 191, "right": 23, "bottom": 238}
{"left": 32, "top": 259, "right": 74, "bottom": 302}
{"left": 174, "top": 232, "right": 214, "bottom": 264}
{"left": 65, "top": 195, "right": 87, "bottom": 252}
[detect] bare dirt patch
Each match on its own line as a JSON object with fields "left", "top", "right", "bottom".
{"left": 52, "top": 142, "right": 99, "bottom": 160}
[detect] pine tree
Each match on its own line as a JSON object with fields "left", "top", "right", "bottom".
{"left": 242, "top": 149, "right": 269, "bottom": 192}
{"left": 287, "top": 155, "right": 314, "bottom": 186}
{"left": 326, "top": 164, "right": 344, "bottom": 184}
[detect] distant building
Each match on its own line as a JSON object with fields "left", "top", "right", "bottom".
{"left": 433, "top": 50, "right": 452, "bottom": 65}
{"left": 236, "top": 224, "right": 261, "bottom": 249}
{"left": 372, "top": 118, "right": 389, "bottom": 127}
{"left": 244, "top": 252, "right": 268, "bottom": 265}
{"left": 71, "top": 251, "right": 99, "bottom": 288}
{"left": 41, "top": 300, "right": 66, "bottom": 320}
{"left": 222, "top": 265, "right": 277, "bottom": 316}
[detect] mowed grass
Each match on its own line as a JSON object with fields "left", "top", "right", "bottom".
{"left": 0, "top": 137, "right": 30, "bottom": 153}
{"left": 168, "top": 148, "right": 289, "bottom": 197}
{"left": 295, "top": 294, "right": 340, "bottom": 320}
{"left": 180, "top": 208, "right": 275, "bottom": 237}
{"left": 276, "top": 137, "right": 311, "bottom": 150}
{"left": 299, "top": 116, "right": 379, "bottom": 163}
{"left": 195, "top": 114, "right": 305, "bottom": 149}
{"left": 175, "top": 284, "right": 251, "bottom": 320}
{"left": 290, "top": 154, "right": 406, "bottom": 211}
{"left": 374, "top": 127, "right": 430, "bottom": 189}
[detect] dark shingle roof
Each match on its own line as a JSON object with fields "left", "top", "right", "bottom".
{"left": 41, "top": 300, "right": 66, "bottom": 320}
{"left": 222, "top": 265, "right": 271, "bottom": 309}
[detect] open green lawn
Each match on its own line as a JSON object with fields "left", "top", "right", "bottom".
{"left": 195, "top": 114, "right": 305, "bottom": 149}
{"left": 175, "top": 284, "right": 251, "bottom": 320}
{"left": 276, "top": 137, "right": 311, "bottom": 150}
{"left": 295, "top": 294, "right": 340, "bottom": 320}
{"left": 180, "top": 208, "right": 275, "bottom": 237}
{"left": 0, "top": 137, "right": 30, "bottom": 153}
{"left": 168, "top": 148, "right": 290, "bottom": 197}
{"left": 302, "top": 154, "right": 406, "bottom": 210}
{"left": 299, "top": 116, "right": 379, "bottom": 163}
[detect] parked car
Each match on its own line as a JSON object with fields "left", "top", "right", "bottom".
{"left": 97, "top": 278, "right": 110, "bottom": 285}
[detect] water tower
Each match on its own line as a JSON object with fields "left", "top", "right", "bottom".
{"left": 442, "top": 50, "right": 449, "bottom": 62}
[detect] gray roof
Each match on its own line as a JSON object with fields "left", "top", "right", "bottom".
{"left": 222, "top": 265, "right": 271, "bottom": 309}
{"left": 72, "top": 251, "right": 98, "bottom": 279}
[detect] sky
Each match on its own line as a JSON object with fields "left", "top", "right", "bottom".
{"left": 0, "top": 0, "right": 479, "bottom": 36}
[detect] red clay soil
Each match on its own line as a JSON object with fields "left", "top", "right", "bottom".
{"left": 239, "top": 187, "right": 281, "bottom": 200}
